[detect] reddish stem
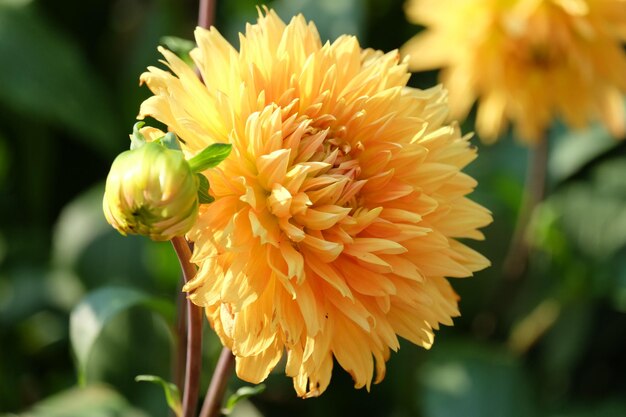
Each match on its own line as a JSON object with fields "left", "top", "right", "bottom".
{"left": 196, "top": 2, "right": 237, "bottom": 416}
{"left": 171, "top": 237, "right": 203, "bottom": 417}
{"left": 174, "top": 280, "right": 187, "bottom": 393}
{"left": 198, "top": 0, "right": 216, "bottom": 29}
{"left": 199, "top": 348, "right": 235, "bottom": 417}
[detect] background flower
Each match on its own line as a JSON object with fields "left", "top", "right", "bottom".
{"left": 139, "top": 9, "right": 491, "bottom": 397}
{"left": 402, "top": 0, "right": 626, "bottom": 143}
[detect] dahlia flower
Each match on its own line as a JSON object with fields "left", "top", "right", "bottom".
{"left": 402, "top": 0, "right": 626, "bottom": 144}
{"left": 139, "top": 9, "right": 491, "bottom": 397}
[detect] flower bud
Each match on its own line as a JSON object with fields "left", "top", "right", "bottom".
{"left": 103, "top": 141, "right": 199, "bottom": 241}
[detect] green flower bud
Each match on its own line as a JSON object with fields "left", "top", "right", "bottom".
{"left": 103, "top": 141, "right": 199, "bottom": 241}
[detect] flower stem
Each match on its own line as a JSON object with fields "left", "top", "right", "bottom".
{"left": 503, "top": 137, "right": 549, "bottom": 280}
{"left": 186, "top": 4, "right": 235, "bottom": 417}
{"left": 198, "top": 0, "right": 216, "bottom": 29}
{"left": 171, "top": 236, "right": 203, "bottom": 417}
{"left": 174, "top": 280, "right": 187, "bottom": 393}
{"left": 199, "top": 348, "right": 235, "bottom": 417}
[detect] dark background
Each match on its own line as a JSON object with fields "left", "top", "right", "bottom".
{"left": 1, "top": 0, "right": 626, "bottom": 416}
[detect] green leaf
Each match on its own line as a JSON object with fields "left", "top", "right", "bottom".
{"left": 1, "top": 384, "right": 149, "bottom": 417}
{"left": 549, "top": 123, "right": 620, "bottom": 183}
{"left": 160, "top": 36, "right": 196, "bottom": 67}
{"left": 197, "top": 173, "right": 214, "bottom": 204}
{"left": 223, "top": 385, "right": 266, "bottom": 415}
{"left": 51, "top": 184, "right": 111, "bottom": 270}
{"left": 188, "top": 143, "right": 232, "bottom": 173}
{"left": 548, "top": 157, "right": 626, "bottom": 260}
{"left": 135, "top": 375, "right": 182, "bottom": 417}
{"left": 70, "top": 286, "right": 174, "bottom": 384}
{"left": 52, "top": 184, "right": 158, "bottom": 291}
{"left": 417, "top": 341, "right": 536, "bottom": 417}
{"left": 0, "top": 0, "right": 32, "bottom": 6}
{"left": 0, "top": 5, "right": 121, "bottom": 156}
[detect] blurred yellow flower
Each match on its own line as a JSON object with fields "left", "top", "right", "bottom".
{"left": 402, "top": 0, "right": 626, "bottom": 143}
{"left": 139, "top": 9, "right": 491, "bottom": 397}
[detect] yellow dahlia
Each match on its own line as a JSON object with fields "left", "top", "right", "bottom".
{"left": 402, "top": 0, "right": 626, "bottom": 143}
{"left": 139, "top": 9, "right": 491, "bottom": 397}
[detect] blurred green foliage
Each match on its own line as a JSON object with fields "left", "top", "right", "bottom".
{"left": 1, "top": 0, "right": 626, "bottom": 416}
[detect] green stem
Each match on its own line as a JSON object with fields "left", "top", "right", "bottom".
{"left": 171, "top": 237, "right": 203, "bottom": 417}
{"left": 199, "top": 348, "right": 235, "bottom": 417}
{"left": 503, "top": 137, "right": 549, "bottom": 280}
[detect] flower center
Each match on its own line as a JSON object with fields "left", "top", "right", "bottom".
{"left": 324, "top": 137, "right": 362, "bottom": 180}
